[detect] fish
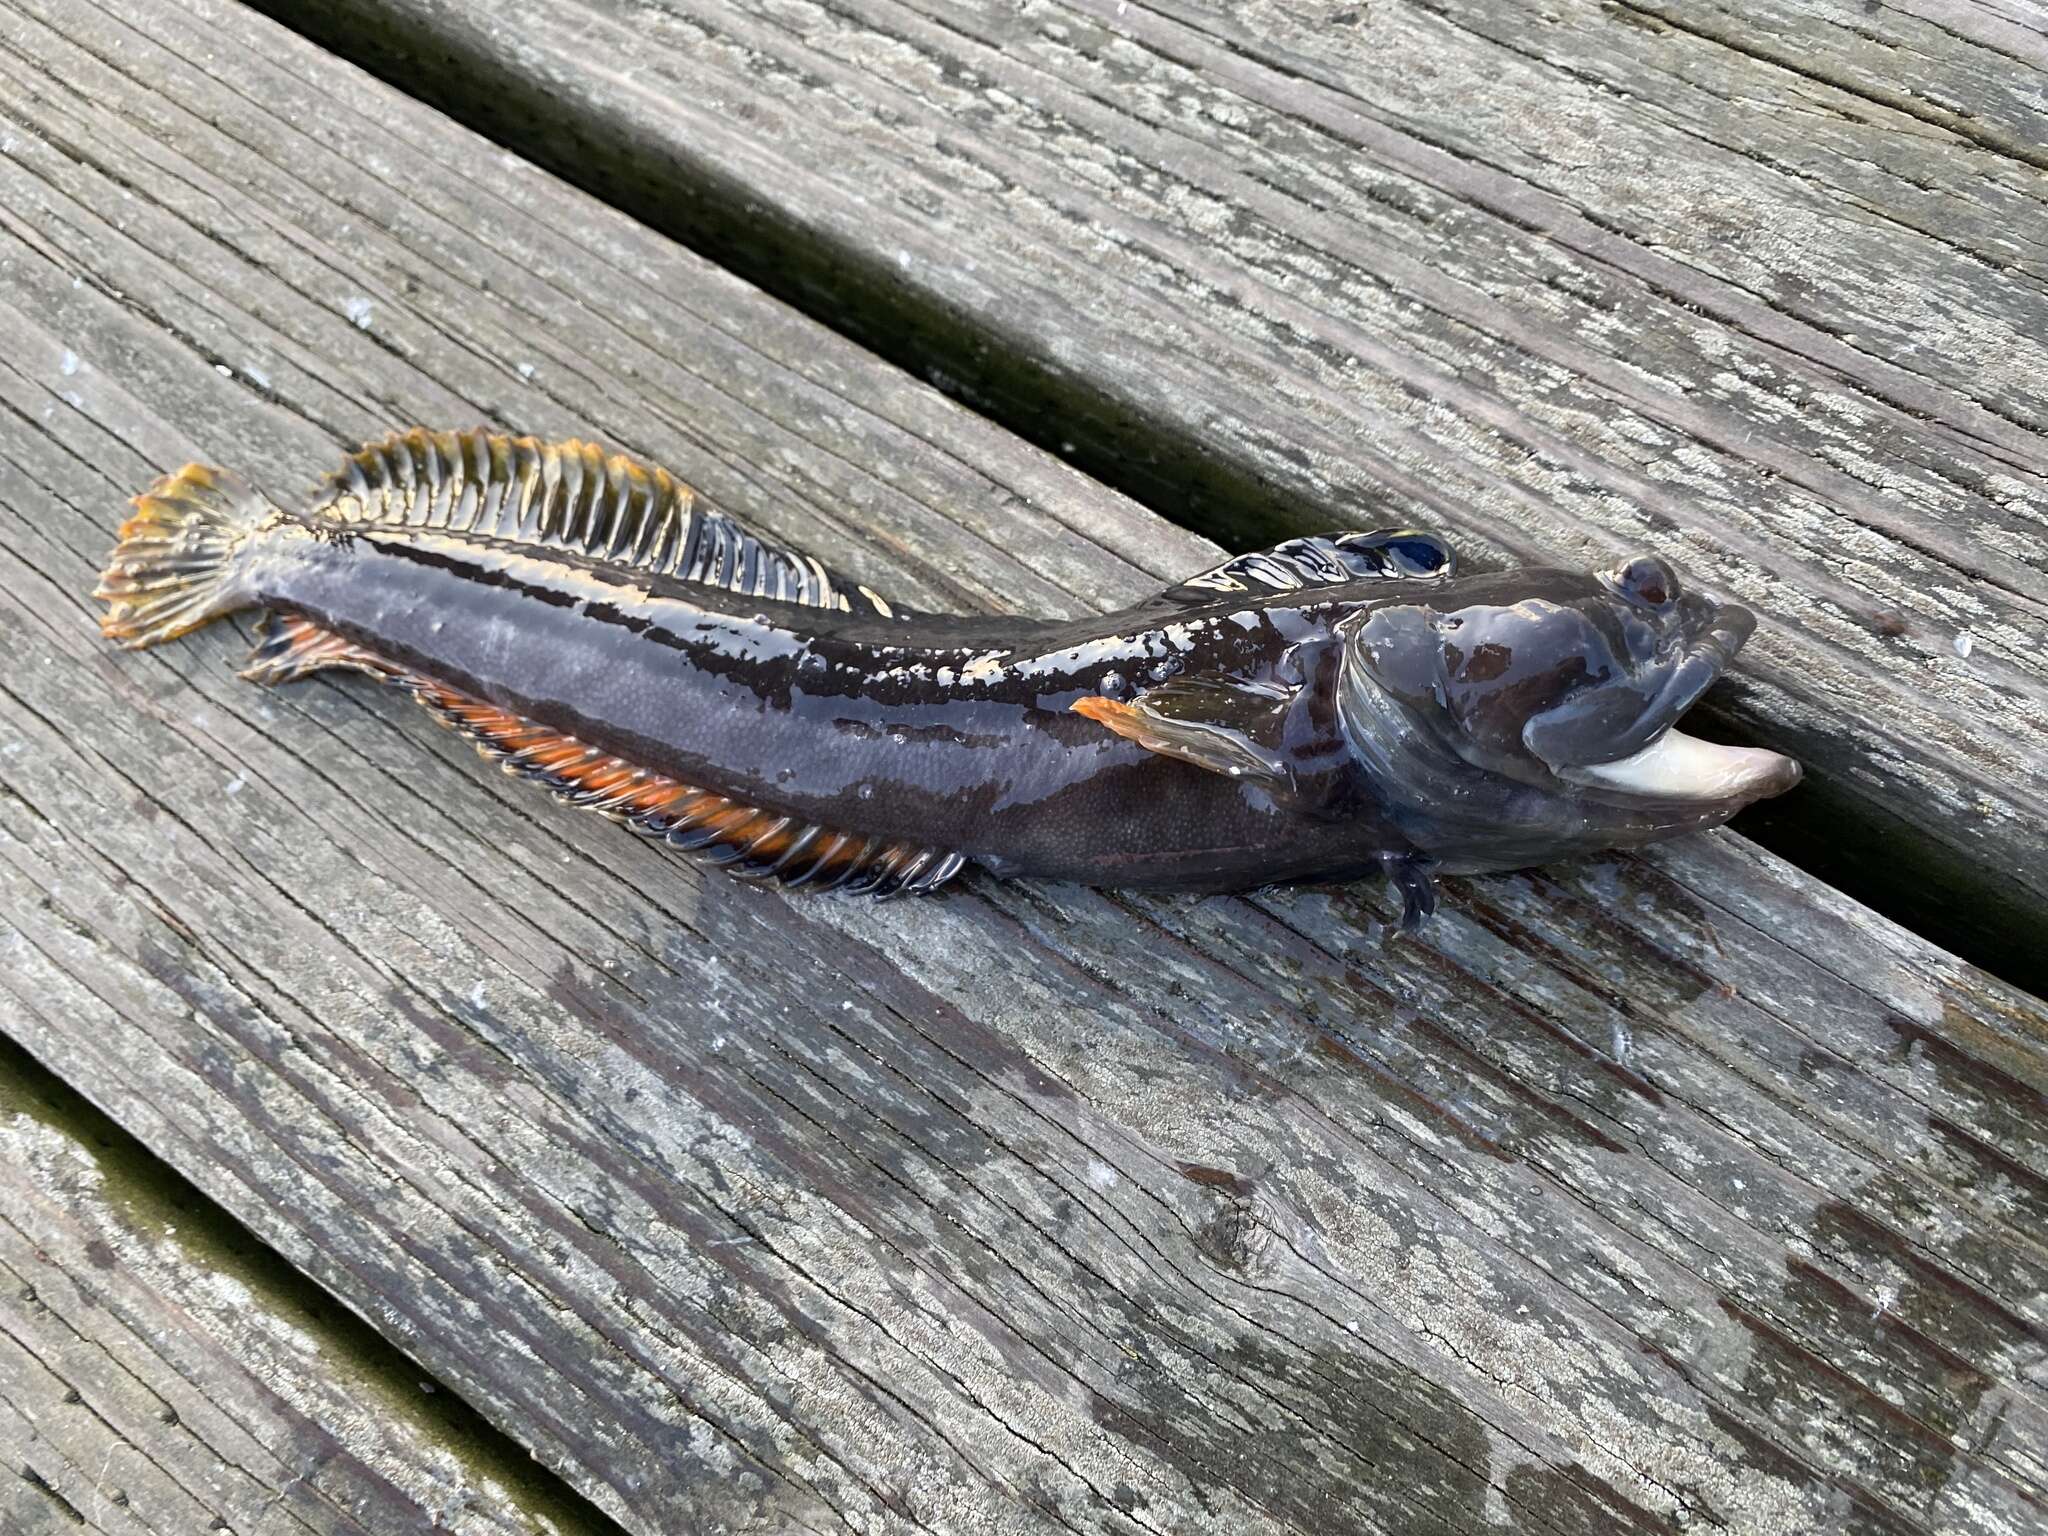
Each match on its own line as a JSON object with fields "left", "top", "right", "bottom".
{"left": 95, "top": 427, "right": 1800, "bottom": 928}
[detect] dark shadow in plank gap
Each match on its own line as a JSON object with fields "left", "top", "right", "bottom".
{"left": 243, "top": 0, "right": 2047, "bottom": 998}
{"left": 0, "top": 1033, "right": 632, "bottom": 1536}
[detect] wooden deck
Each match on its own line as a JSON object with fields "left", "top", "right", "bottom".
{"left": 1, "top": 2, "right": 2044, "bottom": 1533}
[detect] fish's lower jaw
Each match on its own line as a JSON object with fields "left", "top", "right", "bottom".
{"left": 1558, "top": 727, "right": 1801, "bottom": 805}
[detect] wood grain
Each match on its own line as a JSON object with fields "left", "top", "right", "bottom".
{"left": 0, "top": 1040, "right": 613, "bottom": 1535}
{"left": 1, "top": 2, "right": 2046, "bottom": 1533}
{"left": 259, "top": 0, "right": 2048, "bottom": 986}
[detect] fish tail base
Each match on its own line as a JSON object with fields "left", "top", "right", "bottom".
{"left": 95, "top": 463, "right": 273, "bottom": 648}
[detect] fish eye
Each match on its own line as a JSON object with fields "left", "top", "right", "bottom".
{"left": 1612, "top": 556, "right": 1677, "bottom": 609}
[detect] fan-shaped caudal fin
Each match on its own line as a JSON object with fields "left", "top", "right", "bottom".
{"left": 96, "top": 463, "right": 275, "bottom": 648}
{"left": 242, "top": 613, "right": 962, "bottom": 896}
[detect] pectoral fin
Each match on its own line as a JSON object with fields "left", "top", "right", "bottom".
{"left": 1071, "top": 676, "right": 1295, "bottom": 788}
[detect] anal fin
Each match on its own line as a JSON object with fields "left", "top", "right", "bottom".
{"left": 422, "top": 684, "right": 968, "bottom": 895}
{"left": 252, "top": 616, "right": 963, "bottom": 896}
{"left": 242, "top": 611, "right": 394, "bottom": 684}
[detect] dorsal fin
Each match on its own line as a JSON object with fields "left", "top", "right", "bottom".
{"left": 1165, "top": 530, "right": 1455, "bottom": 601}
{"left": 317, "top": 427, "right": 904, "bottom": 619}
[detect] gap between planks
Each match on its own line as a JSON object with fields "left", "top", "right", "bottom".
{"left": 0, "top": 1036, "right": 628, "bottom": 1536}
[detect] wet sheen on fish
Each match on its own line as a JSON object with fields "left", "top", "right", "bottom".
{"left": 95, "top": 429, "right": 1800, "bottom": 928}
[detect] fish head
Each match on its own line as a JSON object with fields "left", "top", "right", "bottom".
{"left": 1336, "top": 554, "right": 1800, "bottom": 865}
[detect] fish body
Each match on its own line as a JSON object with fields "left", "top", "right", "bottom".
{"left": 96, "top": 429, "right": 1800, "bottom": 923}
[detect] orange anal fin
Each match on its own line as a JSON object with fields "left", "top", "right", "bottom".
{"left": 393, "top": 674, "right": 965, "bottom": 896}
{"left": 241, "top": 612, "right": 394, "bottom": 684}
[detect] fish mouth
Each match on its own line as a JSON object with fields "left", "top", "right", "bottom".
{"left": 1527, "top": 598, "right": 1800, "bottom": 805}
{"left": 1557, "top": 727, "right": 1802, "bottom": 802}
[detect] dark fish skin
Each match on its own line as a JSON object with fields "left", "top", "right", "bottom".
{"left": 94, "top": 429, "right": 1802, "bottom": 922}
{"left": 256, "top": 522, "right": 1401, "bottom": 891}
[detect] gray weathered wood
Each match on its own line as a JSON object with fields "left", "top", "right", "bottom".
{"left": 1, "top": 2, "right": 2046, "bottom": 1534}
{"left": 0, "top": 1042, "right": 610, "bottom": 1535}
{"left": 1617, "top": 0, "right": 2048, "bottom": 169}
{"left": 265, "top": 0, "right": 2048, "bottom": 984}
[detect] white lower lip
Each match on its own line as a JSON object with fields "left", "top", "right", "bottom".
{"left": 1561, "top": 727, "right": 1799, "bottom": 801}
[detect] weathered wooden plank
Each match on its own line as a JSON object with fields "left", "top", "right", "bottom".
{"left": 0, "top": 3, "right": 2046, "bottom": 1535}
{"left": 1617, "top": 0, "right": 2048, "bottom": 167}
{"left": 0, "top": 1041, "right": 614, "bottom": 1536}
{"left": 263, "top": 0, "right": 2048, "bottom": 987}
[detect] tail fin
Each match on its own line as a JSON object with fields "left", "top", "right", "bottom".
{"left": 95, "top": 464, "right": 272, "bottom": 649}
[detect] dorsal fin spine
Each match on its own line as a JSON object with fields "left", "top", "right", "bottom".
{"left": 454, "top": 432, "right": 482, "bottom": 532}
{"left": 537, "top": 447, "right": 567, "bottom": 545}
{"left": 602, "top": 473, "right": 634, "bottom": 564}
{"left": 436, "top": 435, "right": 462, "bottom": 529}
{"left": 484, "top": 435, "right": 511, "bottom": 534}
{"left": 575, "top": 444, "right": 606, "bottom": 549}
{"left": 391, "top": 433, "right": 422, "bottom": 519}
{"left": 444, "top": 434, "right": 471, "bottom": 530}
{"left": 416, "top": 432, "right": 443, "bottom": 526}
{"left": 591, "top": 445, "right": 617, "bottom": 550}
{"left": 641, "top": 497, "right": 672, "bottom": 573}
{"left": 551, "top": 447, "right": 575, "bottom": 545}
{"left": 502, "top": 438, "right": 532, "bottom": 540}
{"left": 1165, "top": 530, "right": 1456, "bottom": 602}
{"left": 554, "top": 444, "right": 581, "bottom": 546}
